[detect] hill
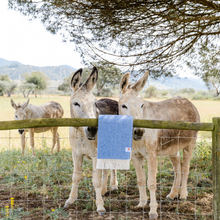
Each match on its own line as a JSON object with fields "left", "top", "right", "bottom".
{"left": 0, "top": 58, "right": 76, "bottom": 81}
{"left": 0, "top": 58, "right": 207, "bottom": 90}
{"left": 146, "top": 76, "right": 207, "bottom": 90}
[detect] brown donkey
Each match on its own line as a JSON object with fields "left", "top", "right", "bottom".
{"left": 64, "top": 67, "right": 118, "bottom": 215}
{"left": 119, "top": 71, "right": 200, "bottom": 219}
{"left": 11, "top": 99, "right": 64, "bottom": 156}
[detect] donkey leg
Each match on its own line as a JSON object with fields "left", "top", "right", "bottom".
{"left": 147, "top": 154, "right": 158, "bottom": 220}
{"left": 64, "top": 155, "right": 83, "bottom": 208}
{"left": 101, "top": 169, "right": 108, "bottom": 196}
{"left": 21, "top": 131, "right": 26, "bottom": 156}
{"left": 56, "top": 132, "right": 60, "bottom": 152}
{"left": 167, "top": 152, "right": 181, "bottom": 199}
{"left": 92, "top": 157, "right": 106, "bottom": 215}
{"left": 180, "top": 144, "right": 194, "bottom": 199}
{"left": 51, "top": 127, "right": 58, "bottom": 154}
{"left": 110, "top": 170, "right": 118, "bottom": 191}
{"left": 132, "top": 155, "right": 147, "bottom": 207}
{"left": 29, "top": 128, "right": 35, "bottom": 156}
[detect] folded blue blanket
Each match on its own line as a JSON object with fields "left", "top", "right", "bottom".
{"left": 96, "top": 115, "right": 133, "bottom": 170}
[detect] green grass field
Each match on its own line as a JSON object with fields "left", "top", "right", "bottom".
{"left": 0, "top": 95, "right": 217, "bottom": 219}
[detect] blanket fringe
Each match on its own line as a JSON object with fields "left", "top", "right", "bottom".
{"left": 96, "top": 159, "right": 130, "bottom": 170}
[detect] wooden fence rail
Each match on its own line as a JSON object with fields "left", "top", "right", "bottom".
{"left": 0, "top": 117, "right": 219, "bottom": 219}
{"left": 0, "top": 118, "right": 214, "bottom": 131}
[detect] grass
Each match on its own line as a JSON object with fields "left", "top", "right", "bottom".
{"left": 0, "top": 95, "right": 218, "bottom": 219}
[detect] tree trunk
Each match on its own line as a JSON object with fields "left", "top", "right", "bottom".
{"left": 96, "top": 82, "right": 105, "bottom": 96}
{"left": 27, "top": 90, "right": 31, "bottom": 98}
{"left": 97, "top": 91, "right": 101, "bottom": 96}
{"left": 22, "top": 91, "right": 26, "bottom": 98}
{"left": 7, "top": 92, "right": 11, "bottom": 97}
{"left": 35, "top": 90, "right": 37, "bottom": 98}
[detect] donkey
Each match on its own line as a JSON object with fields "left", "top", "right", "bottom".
{"left": 11, "top": 99, "right": 64, "bottom": 156}
{"left": 64, "top": 67, "right": 118, "bottom": 215}
{"left": 119, "top": 71, "right": 200, "bottom": 219}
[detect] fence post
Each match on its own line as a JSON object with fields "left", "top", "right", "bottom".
{"left": 212, "top": 117, "right": 220, "bottom": 220}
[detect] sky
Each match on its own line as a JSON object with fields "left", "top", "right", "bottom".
{"left": 0, "top": 0, "right": 197, "bottom": 78}
{"left": 0, "top": 0, "right": 82, "bottom": 68}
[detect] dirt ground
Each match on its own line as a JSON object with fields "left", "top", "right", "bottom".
{"left": 0, "top": 180, "right": 213, "bottom": 220}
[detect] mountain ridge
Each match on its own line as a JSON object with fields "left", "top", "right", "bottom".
{"left": 0, "top": 58, "right": 76, "bottom": 81}
{"left": 0, "top": 58, "right": 207, "bottom": 90}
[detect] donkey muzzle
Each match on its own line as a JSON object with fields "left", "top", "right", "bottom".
{"left": 133, "top": 128, "right": 145, "bottom": 141}
{"left": 86, "top": 127, "right": 98, "bottom": 140}
{"left": 18, "top": 129, "right": 25, "bottom": 135}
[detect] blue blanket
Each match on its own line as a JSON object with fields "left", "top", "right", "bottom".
{"left": 96, "top": 115, "right": 133, "bottom": 170}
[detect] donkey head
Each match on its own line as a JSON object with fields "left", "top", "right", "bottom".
{"left": 119, "top": 71, "right": 149, "bottom": 141}
{"left": 70, "top": 67, "right": 98, "bottom": 140}
{"left": 11, "top": 98, "right": 30, "bottom": 134}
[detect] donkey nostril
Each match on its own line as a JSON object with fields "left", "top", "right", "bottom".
{"left": 134, "top": 130, "right": 137, "bottom": 135}
{"left": 88, "top": 127, "right": 91, "bottom": 132}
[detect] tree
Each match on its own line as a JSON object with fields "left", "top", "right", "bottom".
{"left": 187, "top": 42, "right": 220, "bottom": 96}
{"left": 144, "top": 86, "right": 157, "bottom": 98}
{"left": 0, "top": 81, "right": 7, "bottom": 96}
{"left": 58, "top": 77, "right": 74, "bottom": 93}
{"left": 83, "top": 62, "right": 123, "bottom": 96}
{"left": 0, "top": 74, "right": 17, "bottom": 97}
{"left": 0, "top": 74, "right": 10, "bottom": 82}
{"left": 0, "top": 81, "right": 17, "bottom": 97}
{"left": 207, "top": 76, "right": 220, "bottom": 97}
{"left": 19, "top": 83, "right": 37, "bottom": 98}
{"left": 24, "top": 71, "right": 49, "bottom": 97}
{"left": 179, "top": 88, "right": 195, "bottom": 96}
{"left": 8, "top": 0, "right": 220, "bottom": 77}
{"left": 58, "top": 62, "right": 123, "bottom": 96}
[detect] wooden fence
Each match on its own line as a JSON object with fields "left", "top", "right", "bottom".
{"left": 0, "top": 117, "right": 219, "bottom": 219}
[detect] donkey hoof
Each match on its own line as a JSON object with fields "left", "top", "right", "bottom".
{"left": 98, "top": 207, "right": 106, "bottom": 216}
{"left": 63, "top": 202, "right": 71, "bottom": 209}
{"left": 101, "top": 189, "right": 108, "bottom": 196}
{"left": 111, "top": 185, "right": 118, "bottom": 191}
{"left": 149, "top": 213, "right": 158, "bottom": 219}
{"left": 63, "top": 200, "right": 73, "bottom": 209}
{"left": 166, "top": 194, "right": 176, "bottom": 201}
{"left": 98, "top": 212, "right": 106, "bottom": 216}
{"left": 63, "top": 205, "right": 69, "bottom": 210}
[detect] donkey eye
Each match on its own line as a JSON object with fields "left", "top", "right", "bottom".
{"left": 15, "top": 115, "right": 18, "bottom": 119}
{"left": 73, "top": 102, "right": 80, "bottom": 107}
{"left": 141, "top": 104, "right": 144, "bottom": 108}
{"left": 122, "top": 105, "right": 127, "bottom": 109}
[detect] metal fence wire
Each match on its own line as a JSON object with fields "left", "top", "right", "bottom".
{"left": 0, "top": 119, "right": 217, "bottom": 219}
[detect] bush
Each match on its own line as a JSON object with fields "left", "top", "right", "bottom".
{"left": 192, "top": 91, "right": 213, "bottom": 100}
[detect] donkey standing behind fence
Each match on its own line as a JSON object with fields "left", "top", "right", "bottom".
{"left": 64, "top": 67, "right": 118, "bottom": 215}
{"left": 11, "top": 99, "right": 64, "bottom": 156}
{"left": 119, "top": 71, "right": 200, "bottom": 219}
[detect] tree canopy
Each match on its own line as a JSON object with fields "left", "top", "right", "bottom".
{"left": 19, "top": 82, "right": 37, "bottom": 98}
{"left": 187, "top": 42, "right": 220, "bottom": 96}
{"left": 23, "top": 71, "right": 49, "bottom": 97}
{"left": 8, "top": 0, "right": 220, "bottom": 77}
{"left": 0, "top": 74, "right": 17, "bottom": 97}
{"left": 58, "top": 62, "right": 123, "bottom": 95}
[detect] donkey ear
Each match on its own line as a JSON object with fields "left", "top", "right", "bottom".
{"left": 70, "top": 68, "right": 83, "bottom": 91}
{"left": 131, "top": 71, "right": 149, "bottom": 92}
{"left": 22, "top": 98, "right": 30, "bottom": 109}
{"left": 119, "top": 73, "right": 130, "bottom": 94}
{"left": 11, "top": 99, "right": 18, "bottom": 110}
{"left": 83, "top": 67, "right": 98, "bottom": 91}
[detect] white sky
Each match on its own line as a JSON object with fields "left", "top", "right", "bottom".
{"left": 0, "top": 0, "right": 197, "bottom": 78}
{"left": 0, "top": 0, "right": 82, "bottom": 68}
